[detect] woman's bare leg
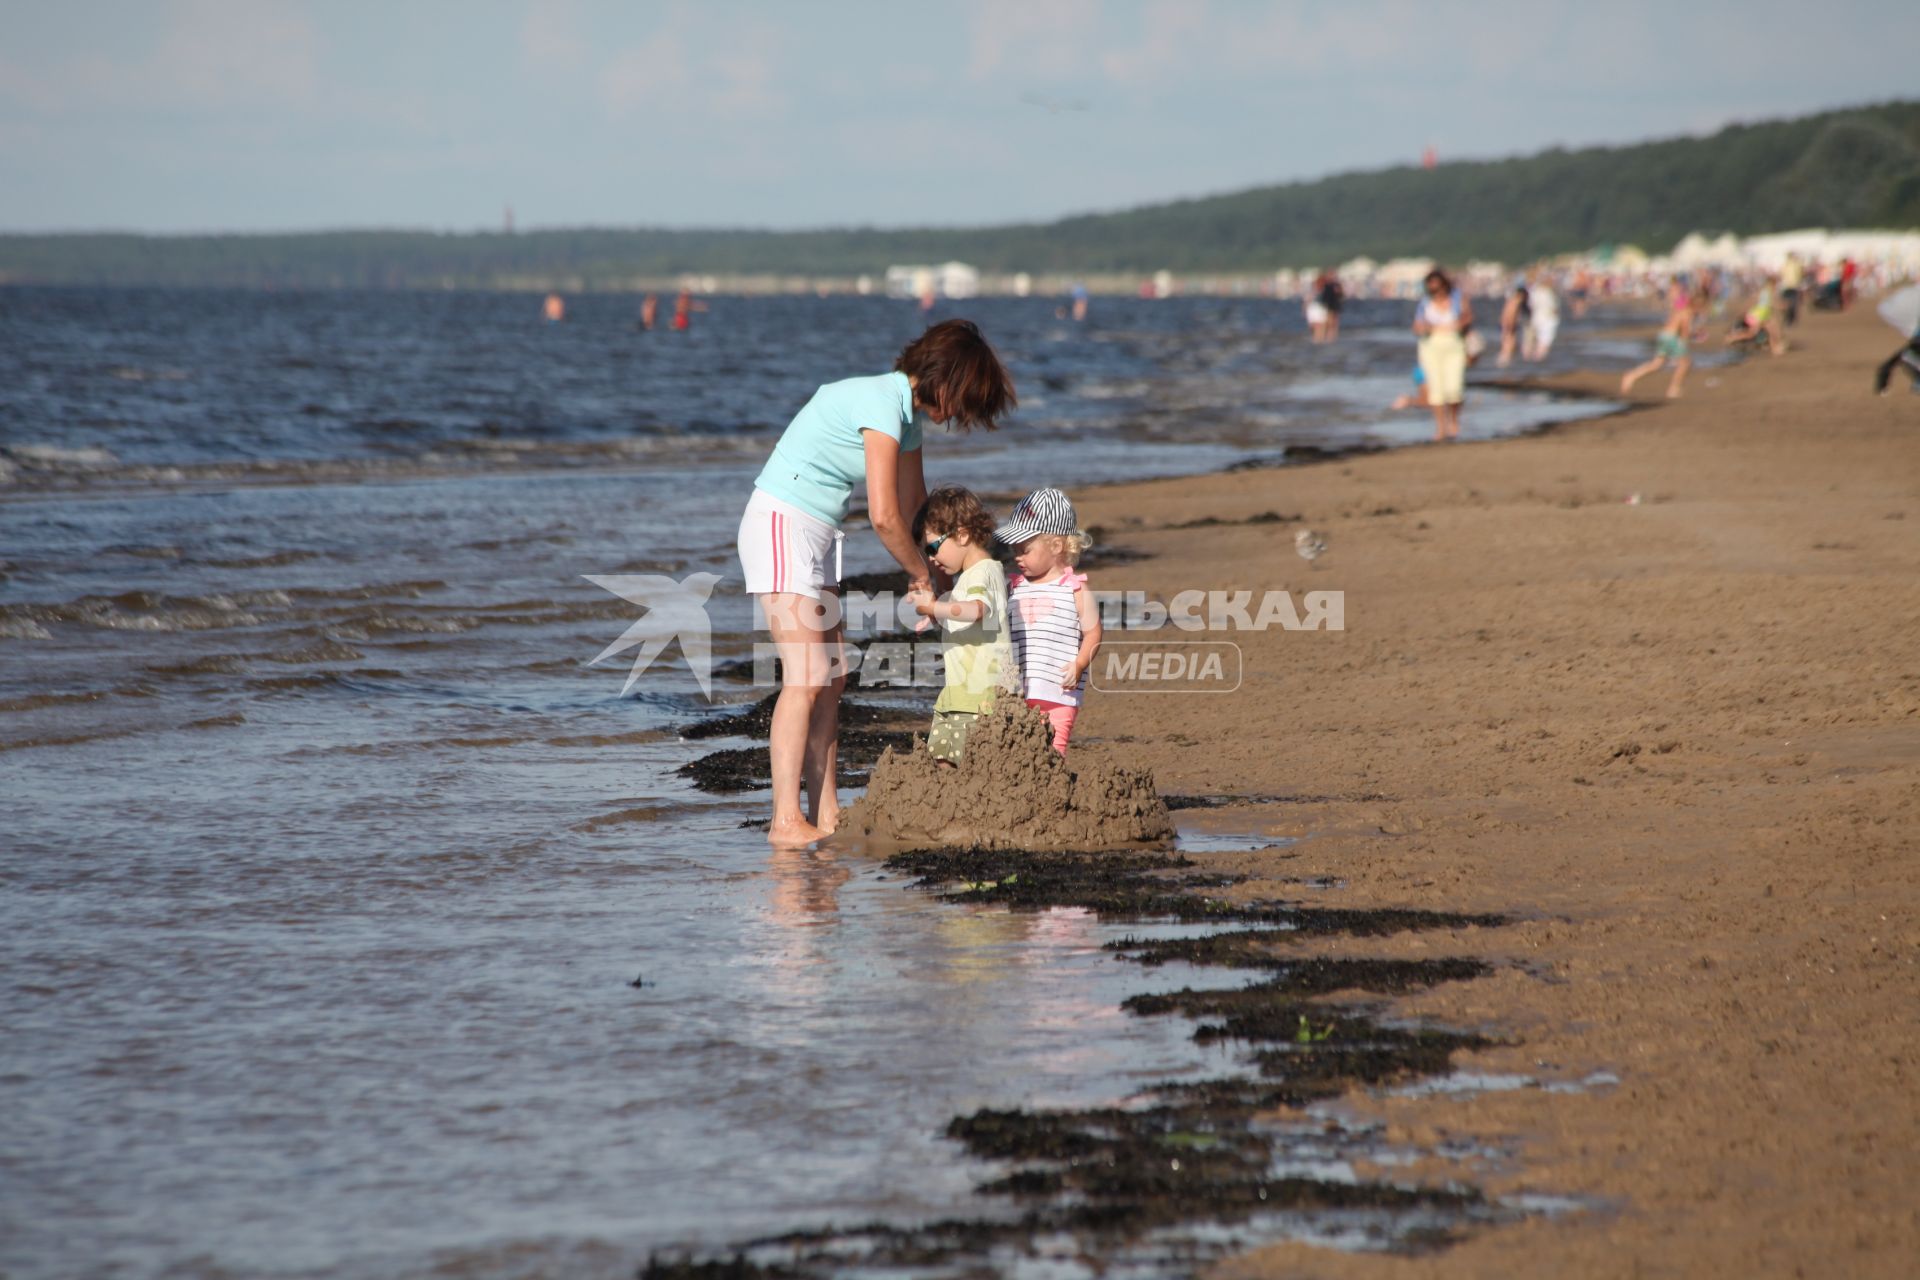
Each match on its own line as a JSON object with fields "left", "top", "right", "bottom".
{"left": 1666, "top": 357, "right": 1692, "bottom": 398}
{"left": 761, "top": 592, "right": 832, "bottom": 847}
{"left": 802, "top": 594, "right": 845, "bottom": 834}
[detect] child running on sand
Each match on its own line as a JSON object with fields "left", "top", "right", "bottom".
{"left": 1621, "top": 283, "right": 1702, "bottom": 399}
{"left": 908, "top": 487, "right": 1012, "bottom": 765}
{"left": 997, "top": 487, "right": 1103, "bottom": 754}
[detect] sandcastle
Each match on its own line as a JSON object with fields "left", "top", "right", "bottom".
{"left": 841, "top": 699, "right": 1174, "bottom": 851}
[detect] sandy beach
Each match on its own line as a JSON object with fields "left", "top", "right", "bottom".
{"left": 1065, "top": 303, "right": 1920, "bottom": 1278}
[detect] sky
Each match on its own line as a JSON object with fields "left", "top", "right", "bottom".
{"left": 2, "top": 0, "right": 1916, "bottom": 235}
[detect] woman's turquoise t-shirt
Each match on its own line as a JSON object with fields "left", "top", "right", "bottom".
{"left": 754, "top": 371, "right": 923, "bottom": 527}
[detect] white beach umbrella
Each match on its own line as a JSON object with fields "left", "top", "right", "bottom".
{"left": 1880, "top": 286, "right": 1920, "bottom": 338}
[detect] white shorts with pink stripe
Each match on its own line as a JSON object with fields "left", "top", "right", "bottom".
{"left": 737, "top": 487, "right": 843, "bottom": 599}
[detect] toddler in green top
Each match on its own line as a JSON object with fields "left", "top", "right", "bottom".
{"left": 908, "top": 486, "right": 1012, "bottom": 765}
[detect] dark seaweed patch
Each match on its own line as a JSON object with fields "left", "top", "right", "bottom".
{"left": 1126, "top": 955, "right": 1491, "bottom": 999}
{"left": 682, "top": 692, "right": 898, "bottom": 741}
{"left": 1115, "top": 921, "right": 1503, "bottom": 970}
{"left": 646, "top": 838, "right": 1521, "bottom": 1278}
{"left": 677, "top": 729, "right": 917, "bottom": 793}
{"left": 885, "top": 848, "right": 1506, "bottom": 938}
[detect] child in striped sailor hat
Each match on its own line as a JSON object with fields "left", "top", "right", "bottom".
{"left": 996, "top": 487, "right": 1103, "bottom": 754}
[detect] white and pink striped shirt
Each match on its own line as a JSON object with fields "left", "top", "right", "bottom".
{"left": 1008, "top": 569, "right": 1089, "bottom": 706}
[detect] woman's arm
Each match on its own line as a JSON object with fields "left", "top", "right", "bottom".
{"left": 1459, "top": 295, "right": 1476, "bottom": 329}
{"left": 864, "top": 430, "right": 931, "bottom": 592}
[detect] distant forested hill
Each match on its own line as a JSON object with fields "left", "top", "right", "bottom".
{"left": 5, "top": 100, "right": 1917, "bottom": 287}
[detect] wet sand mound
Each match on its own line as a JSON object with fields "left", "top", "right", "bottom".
{"left": 843, "top": 700, "right": 1174, "bottom": 851}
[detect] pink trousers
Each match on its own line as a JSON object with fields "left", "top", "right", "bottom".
{"left": 1026, "top": 698, "right": 1079, "bottom": 754}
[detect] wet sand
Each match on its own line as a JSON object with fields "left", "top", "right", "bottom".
{"left": 1065, "top": 303, "right": 1920, "bottom": 1278}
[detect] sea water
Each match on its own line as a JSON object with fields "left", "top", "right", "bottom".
{"left": 1, "top": 288, "right": 1622, "bottom": 1277}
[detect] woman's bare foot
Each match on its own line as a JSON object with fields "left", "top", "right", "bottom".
{"left": 767, "top": 815, "right": 825, "bottom": 848}
{"left": 811, "top": 806, "right": 840, "bottom": 837}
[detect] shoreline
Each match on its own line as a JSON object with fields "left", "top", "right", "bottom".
{"left": 1066, "top": 303, "right": 1919, "bottom": 1276}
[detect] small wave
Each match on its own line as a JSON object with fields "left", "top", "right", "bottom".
{"left": 0, "top": 435, "right": 767, "bottom": 494}
{"left": 287, "top": 580, "right": 447, "bottom": 601}
{"left": 0, "top": 690, "right": 107, "bottom": 713}
{"left": 197, "top": 549, "right": 323, "bottom": 570}
{"left": 289, "top": 730, "right": 548, "bottom": 758}
{"left": 572, "top": 804, "right": 675, "bottom": 831}
{"left": 0, "top": 618, "right": 53, "bottom": 640}
{"left": 2, "top": 589, "right": 292, "bottom": 633}
{"left": 542, "top": 728, "right": 671, "bottom": 748}
{"left": 3, "top": 443, "right": 119, "bottom": 471}
{"left": 107, "top": 365, "right": 190, "bottom": 382}
{"left": 326, "top": 613, "right": 475, "bottom": 640}
{"left": 461, "top": 533, "right": 577, "bottom": 552}
{"left": 144, "top": 654, "right": 252, "bottom": 677}
{"left": 245, "top": 671, "right": 354, "bottom": 693}
{"left": 265, "top": 639, "right": 364, "bottom": 664}
{"left": 0, "top": 725, "right": 144, "bottom": 753}
{"left": 185, "top": 712, "right": 246, "bottom": 729}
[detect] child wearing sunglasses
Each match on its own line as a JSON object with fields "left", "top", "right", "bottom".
{"left": 907, "top": 487, "right": 1012, "bottom": 765}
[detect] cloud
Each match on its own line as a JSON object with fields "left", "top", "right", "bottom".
{"left": 598, "top": 9, "right": 784, "bottom": 120}
{"left": 1096, "top": 0, "right": 1214, "bottom": 86}
{"left": 0, "top": 0, "right": 322, "bottom": 116}
{"left": 521, "top": 0, "right": 592, "bottom": 75}
{"left": 965, "top": 0, "right": 1101, "bottom": 81}
{"left": 149, "top": 0, "right": 322, "bottom": 108}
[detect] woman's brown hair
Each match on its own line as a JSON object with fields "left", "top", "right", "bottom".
{"left": 895, "top": 319, "right": 1016, "bottom": 431}
{"left": 912, "top": 486, "right": 997, "bottom": 546}
{"left": 1423, "top": 268, "right": 1453, "bottom": 293}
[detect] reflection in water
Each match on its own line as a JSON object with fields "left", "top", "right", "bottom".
{"left": 768, "top": 847, "right": 852, "bottom": 926}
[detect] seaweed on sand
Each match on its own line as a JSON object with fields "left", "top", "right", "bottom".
{"left": 643, "top": 841, "right": 1519, "bottom": 1278}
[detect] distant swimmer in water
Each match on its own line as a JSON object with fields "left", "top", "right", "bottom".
{"left": 543, "top": 293, "right": 566, "bottom": 323}
{"left": 1071, "top": 283, "right": 1089, "bottom": 323}
{"left": 672, "top": 289, "right": 707, "bottom": 332}
{"left": 640, "top": 293, "right": 659, "bottom": 331}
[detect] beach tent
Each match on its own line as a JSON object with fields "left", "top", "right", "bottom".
{"left": 1881, "top": 286, "right": 1920, "bottom": 338}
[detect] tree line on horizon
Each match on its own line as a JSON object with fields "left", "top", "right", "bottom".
{"left": 4, "top": 101, "right": 1916, "bottom": 289}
